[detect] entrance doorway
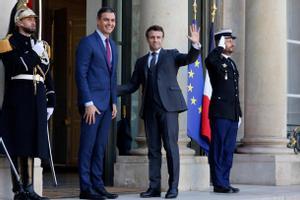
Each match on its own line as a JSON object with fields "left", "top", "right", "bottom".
{"left": 43, "top": 0, "right": 86, "bottom": 167}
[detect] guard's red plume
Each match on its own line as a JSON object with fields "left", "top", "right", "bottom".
{"left": 27, "top": 0, "right": 33, "bottom": 8}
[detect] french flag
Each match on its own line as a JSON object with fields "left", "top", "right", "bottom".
{"left": 201, "top": 71, "right": 212, "bottom": 142}
{"left": 200, "top": 21, "right": 215, "bottom": 146}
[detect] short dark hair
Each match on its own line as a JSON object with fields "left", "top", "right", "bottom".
{"left": 145, "top": 25, "right": 164, "bottom": 38}
{"left": 97, "top": 7, "right": 116, "bottom": 19}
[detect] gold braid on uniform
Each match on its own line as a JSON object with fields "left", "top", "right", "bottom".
{"left": 36, "top": 65, "right": 45, "bottom": 80}
{"left": 36, "top": 40, "right": 51, "bottom": 79}
{"left": 44, "top": 40, "right": 51, "bottom": 60}
{"left": 44, "top": 40, "right": 51, "bottom": 75}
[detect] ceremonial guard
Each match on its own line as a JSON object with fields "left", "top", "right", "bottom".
{"left": 205, "top": 29, "right": 241, "bottom": 193}
{"left": 0, "top": 1, "right": 55, "bottom": 199}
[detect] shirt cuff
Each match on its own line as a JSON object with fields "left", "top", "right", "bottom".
{"left": 85, "top": 101, "right": 94, "bottom": 107}
{"left": 192, "top": 42, "right": 201, "bottom": 50}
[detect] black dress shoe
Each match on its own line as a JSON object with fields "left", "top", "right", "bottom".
{"left": 140, "top": 188, "right": 161, "bottom": 198}
{"left": 165, "top": 188, "right": 178, "bottom": 199}
{"left": 14, "top": 191, "right": 30, "bottom": 200}
{"left": 213, "top": 186, "right": 232, "bottom": 193}
{"left": 25, "top": 185, "right": 50, "bottom": 200}
{"left": 229, "top": 186, "right": 240, "bottom": 193}
{"left": 80, "top": 189, "right": 105, "bottom": 199}
{"left": 95, "top": 187, "right": 118, "bottom": 199}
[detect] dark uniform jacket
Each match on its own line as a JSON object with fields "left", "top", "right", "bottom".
{"left": 205, "top": 46, "right": 242, "bottom": 121}
{"left": 0, "top": 31, "right": 55, "bottom": 159}
{"left": 118, "top": 46, "right": 200, "bottom": 118}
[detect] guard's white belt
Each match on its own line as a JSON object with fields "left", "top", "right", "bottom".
{"left": 11, "top": 74, "right": 44, "bottom": 83}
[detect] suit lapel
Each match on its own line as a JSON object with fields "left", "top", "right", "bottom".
{"left": 156, "top": 48, "right": 165, "bottom": 67}
{"left": 110, "top": 39, "right": 117, "bottom": 73}
{"left": 142, "top": 48, "right": 164, "bottom": 81}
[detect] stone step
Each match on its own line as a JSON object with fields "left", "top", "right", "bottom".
{"left": 55, "top": 185, "right": 300, "bottom": 200}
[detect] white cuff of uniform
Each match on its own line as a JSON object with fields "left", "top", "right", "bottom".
{"left": 192, "top": 42, "right": 201, "bottom": 50}
{"left": 47, "top": 107, "right": 54, "bottom": 120}
{"left": 85, "top": 101, "right": 94, "bottom": 107}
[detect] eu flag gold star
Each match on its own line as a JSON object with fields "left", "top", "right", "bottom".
{"left": 194, "top": 59, "right": 200, "bottom": 68}
{"left": 187, "top": 83, "right": 193, "bottom": 92}
{"left": 191, "top": 97, "right": 197, "bottom": 105}
{"left": 188, "top": 70, "right": 195, "bottom": 78}
{"left": 198, "top": 106, "right": 202, "bottom": 114}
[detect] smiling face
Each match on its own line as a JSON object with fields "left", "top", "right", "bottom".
{"left": 97, "top": 12, "right": 116, "bottom": 37}
{"left": 146, "top": 30, "right": 164, "bottom": 52}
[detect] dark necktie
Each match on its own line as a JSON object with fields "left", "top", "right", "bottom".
{"left": 149, "top": 52, "right": 157, "bottom": 69}
{"left": 105, "top": 38, "right": 111, "bottom": 69}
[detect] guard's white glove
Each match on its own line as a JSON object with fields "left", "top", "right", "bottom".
{"left": 32, "top": 41, "right": 45, "bottom": 57}
{"left": 218, "top": 36, "right": 226, "bottom": 49}
{"left": 238, "top": 117, "right": 242, "bottom": 128}
{"left": 47, "top": 107, "right": 54, "bottom": 120}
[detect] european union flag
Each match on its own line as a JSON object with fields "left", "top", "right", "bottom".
{"left": 187, "top": 20, "right": 208, "bottom": 152}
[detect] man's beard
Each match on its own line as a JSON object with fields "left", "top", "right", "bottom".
{"left": 224, "top": 48, "right": 234, "bottom": 55}
{"left": 22, "top": 26, "right": 36, "bottom": 34}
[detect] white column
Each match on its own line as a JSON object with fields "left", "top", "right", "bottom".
{"left": 0, "top": 0, "right": 17, "bottom": 109}
{"left": 230, "top": 0, "right": 300, "bottom": 186}
{"left": 86, "top": 0, "right": 103, "bottom": 35}
{"left": 238, "top": 0, "right": 290, "bottom": 154}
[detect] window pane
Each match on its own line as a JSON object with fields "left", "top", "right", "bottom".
{"left": 288, "top": 43, "right": 300, "bottom": 94}
{"left": 288, "top": 97, "right": 300, "bottom": 125}
{"left": 287, "top": 0, "right": 300, "bottom": 40}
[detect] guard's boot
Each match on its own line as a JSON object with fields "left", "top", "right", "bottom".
{"left": 25, "top": 185, "right": 49, "bottom": 200}
{"left": 11, "top": 157, "right": 30, "bottom": 200}
{"left": 24, "top": 158, "right": 50, "bottom": 200}
{"left": 14, "top": 190, "right": 30, "bottom": 200}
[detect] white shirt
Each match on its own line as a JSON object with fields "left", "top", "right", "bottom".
{"left": 147, "top": 48, "right": 162, "bottom": 68}
{"left": 96, "top": 29, "right": 112, "bottom": 62}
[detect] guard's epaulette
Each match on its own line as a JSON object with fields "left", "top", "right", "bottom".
{"left": 0, "top": 34, "right": 13, "bottom": 53}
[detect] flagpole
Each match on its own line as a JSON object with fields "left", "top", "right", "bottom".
{"left": 211, "top": 1, "right": 217, "bottom": 23}
{"left": 192, "top": 0, "right": 197, "bottom": 21}
{"left": 37, "top": 0, "right": 58, "bottom": 186}
{"left": 38, "top": 0, "right": 42, "bottom": 40}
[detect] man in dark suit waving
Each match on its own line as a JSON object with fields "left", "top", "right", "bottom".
{"left": 76, "top": 7, "right": 118, "bottom": 200}
{"left": 118, "top": 24, "right": 200, "bottom": 199}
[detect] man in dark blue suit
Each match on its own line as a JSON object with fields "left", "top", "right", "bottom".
{"left": 75, "top": 7, "right": 118, "bottom": 200}
{"left": 205, "top": 29, "right": 242, "bottom": 194}
{"left": 118, "top": 25, "right": 200, "bottom": 199}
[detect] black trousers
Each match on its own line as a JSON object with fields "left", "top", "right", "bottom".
{"left": 209, "top": 117, "right": 238, "bottom": 187}
{"left": 144, "top": 103, "right": 179, "bottom": 190}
